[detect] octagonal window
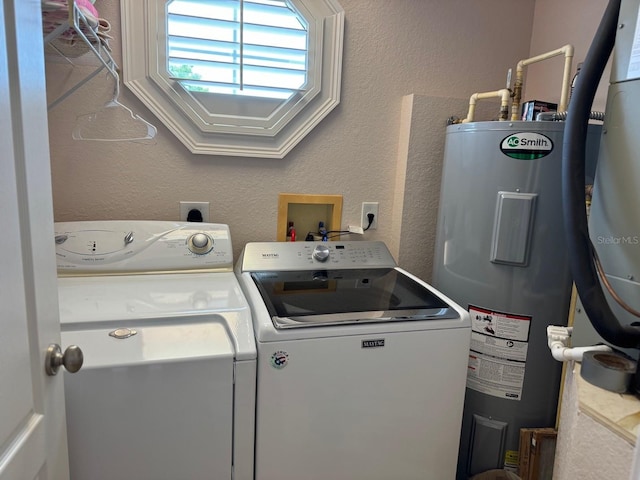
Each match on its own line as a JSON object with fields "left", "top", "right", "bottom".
{"left": 121, "top": 0, "right": 344, "bottom": 158}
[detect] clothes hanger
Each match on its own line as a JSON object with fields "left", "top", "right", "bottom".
{"left": 72, "top": 69, "right": 158, "bottom": 143}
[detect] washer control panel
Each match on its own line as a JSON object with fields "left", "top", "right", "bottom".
{"left": 238, "top": 241, "right": 397, "bottom": 272}
{"left": 55, "top": 221, "right": 233, "bottom": 274}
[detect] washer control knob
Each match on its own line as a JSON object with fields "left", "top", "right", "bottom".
{"left": 313, "top": 244, "right": 330, "bottom": 262}
{"left": 188, "top": 233, "right": 213, "bottom": 254}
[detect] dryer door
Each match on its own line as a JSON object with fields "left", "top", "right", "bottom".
{"left": 62, "top": 321, "right": 235, "bottom": 480}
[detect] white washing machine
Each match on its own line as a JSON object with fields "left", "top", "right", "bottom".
{"left": 235, "top": 241, "right": 472, "bottom": 480}
{"left": 55, "top": 221, "right": 256, "bottom": 480}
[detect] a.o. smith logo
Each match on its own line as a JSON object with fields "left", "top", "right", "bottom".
{"left": 500, "top": 132, "right": 553, "bottom": 160}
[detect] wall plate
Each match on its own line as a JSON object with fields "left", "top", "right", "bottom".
{"left": 179, "top": 201, "right": 210, "bottom": 222}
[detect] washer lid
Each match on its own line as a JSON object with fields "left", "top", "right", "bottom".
{"left": 251, "top": 268, "right": 459, "bottom": 328}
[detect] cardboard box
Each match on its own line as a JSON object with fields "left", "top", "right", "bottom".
{"left": 518, "top": 428, "right": 534, "bottom": 478}
{"left": 521, "top": 100, "right": 558, "bottom": 121}
{"left": 518, "top": 428, "right": 557, "bottom": 480}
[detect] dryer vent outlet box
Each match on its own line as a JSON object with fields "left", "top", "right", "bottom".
{"left": 180, "top": 202, "right": 210, "bottom": 222}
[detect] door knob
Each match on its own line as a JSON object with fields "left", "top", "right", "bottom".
{"left": 45, "top": 344, "right": 84, "bottom": 376}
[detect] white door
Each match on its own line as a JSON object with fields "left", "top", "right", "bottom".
{"left": 0, "top": 1, "right": 70, "bottom": 479}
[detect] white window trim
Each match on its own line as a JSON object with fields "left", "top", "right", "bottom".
{"left": 120, "top": 0, "right": 344, "bottom": 158}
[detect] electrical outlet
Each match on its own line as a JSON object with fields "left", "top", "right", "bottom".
{"left": 179, "top": 201, "right": 210, "bottom": 222}
{"left": 361, "top": 202, "right": 378, "bottom": 230}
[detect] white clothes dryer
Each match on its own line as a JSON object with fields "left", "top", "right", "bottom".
{"left": 235, "top": 241, "right": 472, "bottom": 480}
{"left": 55, "top": 221, "right": 256, "bottom": 480}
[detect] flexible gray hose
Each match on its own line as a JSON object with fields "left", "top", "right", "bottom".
{"left": 536, "top": 111, "right": 605, "bottom": 121}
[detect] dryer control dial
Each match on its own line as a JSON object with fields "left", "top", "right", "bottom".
{"left": 312, "top": 244, "right": 330, "bottom": 262}
{"left": 187, "top": 233, "right": 213, "bottom": 255}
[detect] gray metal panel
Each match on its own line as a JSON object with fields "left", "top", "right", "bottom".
{"left": 490, "top": 192, "right": 537, "bottom": 266}
{"left": 567, "top": 0, "right": 640, "bottom": 366}
{"left": 571, "top": 277, "right": 640, "bottom": 361}
{"left": 589, "top": 82, "right": 640, "bottom": 286}
{"left": 579, "top": 80, "right": 640, "bottom": 357}
{"left": 468, "top": 414, "right": 508, "bottom": 476}
{"left": 611, "top": 0, "right": 640, "bottom": 83}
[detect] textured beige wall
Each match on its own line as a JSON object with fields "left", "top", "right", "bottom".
{"left": 525, "top": 0, "right": 609, "bottom": 112}
{"left": 389, "top": 94, "right": 474, "bottom": 281}
{"left": 46, "top": 0, "right": 536, "bottom": 266}
{"left": 554, "top": 365, "right": 635, "bottom": 480}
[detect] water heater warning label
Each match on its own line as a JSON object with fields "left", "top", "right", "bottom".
{"left": 466, "top": 305, "right": 532, "bottom": 400}
{"left": 470, "top": 305, "right": 530, "bottom": 342}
